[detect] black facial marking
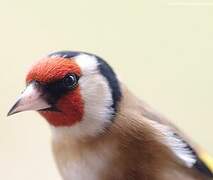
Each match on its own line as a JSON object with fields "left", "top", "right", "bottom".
{"left": 41, "top": 74, "right": 79, "bottom": 106}
{"left": 94, "top": 56, "right": 122, "bottom": 113}
{"left": 47, "top": 51, "right": 122, "bottom": 115}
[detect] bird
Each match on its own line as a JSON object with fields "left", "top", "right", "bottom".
{"left": 7, "top": 51, "right": 213, "bottom": 180}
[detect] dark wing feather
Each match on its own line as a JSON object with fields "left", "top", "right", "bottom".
{"left": 142, "top": 104, "right": 213, "bottom": 178}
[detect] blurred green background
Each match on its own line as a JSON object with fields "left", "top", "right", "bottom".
{"left": 0, "top": 0, "right": 212, "bottom": 179}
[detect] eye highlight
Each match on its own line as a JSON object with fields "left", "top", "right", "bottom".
{"left": 63, "top": 74, "right": 79, "bottom": 90}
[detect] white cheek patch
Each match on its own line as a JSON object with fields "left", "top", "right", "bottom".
{"left": 52, "top": 54, "right": 114, "bottom": 139}
{"left": 76, "top": 54, "right": 114, "bottom": 136}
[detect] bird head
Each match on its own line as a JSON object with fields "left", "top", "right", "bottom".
{"left": 8, "top": 51, "right": 122, "bottom": 137}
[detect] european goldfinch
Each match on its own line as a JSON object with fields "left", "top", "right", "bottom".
{"left": 8, "top": 51, "right": 213, "bottom": 180}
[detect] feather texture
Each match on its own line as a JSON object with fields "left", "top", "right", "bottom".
{"left": 52, "top": 84, "right": 213, "bottom": 180}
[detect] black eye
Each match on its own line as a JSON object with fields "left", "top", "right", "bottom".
{"left": 63, "top": 74, "right": 78, "bottom": 89}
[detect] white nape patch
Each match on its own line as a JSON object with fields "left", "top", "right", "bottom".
{"left": 150, "top": 121, "right": 196, "bottom": 167}
{"left": 51, "top": 54, "right": 114, "bottom": 140}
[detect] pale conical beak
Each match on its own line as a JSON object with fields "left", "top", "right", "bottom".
{"left": 7, "top": 82, "right": 51, "bottom": 116}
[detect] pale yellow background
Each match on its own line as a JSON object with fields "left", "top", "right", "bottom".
{"left": 0, "top": 0, "right": 212, "bottom": 179}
